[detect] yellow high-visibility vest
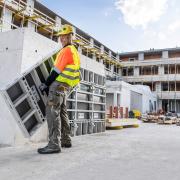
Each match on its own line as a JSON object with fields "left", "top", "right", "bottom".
{"left": 54, "top": 45, "right": 80, "bottom": 87}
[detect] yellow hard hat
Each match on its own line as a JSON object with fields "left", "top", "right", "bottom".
{"left": 56, "top": 24, "right": 73, "bottom": 36}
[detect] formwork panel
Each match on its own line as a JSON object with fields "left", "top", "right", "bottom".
{"left": 93, "top": 122, "right": 98, "bottom": 133}
{"left": 7, "top": 82, "right": 24, "bottom": 102}
{"left": 15, "top": 98, "right": 31, "bottom": 118}
{"left": 76, "top": 122, "right": 82, "bottom": 136}
{"left": 82, "top": 121, "right": 88, "bottom": 135}
{"left": 24, "top": 114, "right": 38, "bottom": 133}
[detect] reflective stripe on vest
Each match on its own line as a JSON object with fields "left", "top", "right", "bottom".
{"left": 55, "top": 45, "right": 80, "bottom": 87}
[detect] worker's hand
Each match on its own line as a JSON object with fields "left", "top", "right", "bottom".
{"left": 39, "top": 83, "right": 49, "bottom": 95}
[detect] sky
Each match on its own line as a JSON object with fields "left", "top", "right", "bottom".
{"left": 39, "top": 0, "right": 180, "bottom": 53}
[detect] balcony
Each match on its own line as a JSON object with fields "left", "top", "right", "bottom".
{"left": 121, "top": 57, "right": 180, "bottom": 67}
{"left": 156, "top": 92, "right": 180, "bottom": 99}
{"left": 122, "top": 74, "right": 180, "bottom": 82}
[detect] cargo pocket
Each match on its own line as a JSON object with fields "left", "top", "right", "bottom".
{"left": 47, "top": 90, "right": 60, "bottom": 107}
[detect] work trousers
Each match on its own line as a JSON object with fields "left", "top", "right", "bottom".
{"left": 46, "top": 81, "right": 71, "bottom": 148}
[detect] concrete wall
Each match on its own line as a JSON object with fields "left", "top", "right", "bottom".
{"left": 0, "top": 28, "right": 60, "bottom": 145}
{"left": 0, "top": 92, "right": 26, "bottom": 146}
{"left": 0, "top": 28, "right": 59, "bottom": 89}
{"left": 80, "top": 54, "right": 105, "bottom": 76}
{"left": 120, "top": 82, "right": 131, "bottom": 110}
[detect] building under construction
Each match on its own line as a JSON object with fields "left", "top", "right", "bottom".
{"left": 0, "top": 0, "right": 158, "bottom": 146}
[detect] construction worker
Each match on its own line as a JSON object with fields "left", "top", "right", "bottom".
{"left": 37, "top": 24, "right": 80, "bottom": 154}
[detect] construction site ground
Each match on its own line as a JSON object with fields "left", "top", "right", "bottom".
{"left": 0, "top": 121, "right": 180, "bottom": 180}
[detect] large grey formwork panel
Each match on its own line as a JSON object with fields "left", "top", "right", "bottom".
{"left": 84, "top": 70, "right": 89, "bottom": 82}
{"left": 88, "top": 121, "right": 94, "bottom": 134}
{"left": 77, "top": 111, "right": 90, "bottom": 119}
{"left": 82, "top": 120, "right": 88, "bottom": 135}
{"left": 69, "top": 121, "right": 78, "bottom": 137}
{"left": 94, "top": 104, "right": 105, "bottom": 111}
{"left": 79, "top": 83, "right": 92, "bottom": 93}
{"left": 93, "top": 112, "right": 105, "bottom": 120}
{"left": 4, "top": 75, "right": 46, "bottom": 136}
{"left": 96, "top": 121, "right": 103, "bottom": 133}
{"left": 89, "top": 72, "right": 93, "bottom": 83}
{"left": 101, "top": 121, "right": 106, "bottom": 132}
{"left": 93, "top": 121, "right": 98, "bottom": 133}
{"left": 66, "top": 101, "right": 76, "bottom": 109}
{"left": 77, "top": 102, "right": 92, "bottom": 110}
{"left": 76, "top": 121, "right": 82, "bottom": 136}
{"left": 94, "top": 73, "right": 98, "bottom": 84}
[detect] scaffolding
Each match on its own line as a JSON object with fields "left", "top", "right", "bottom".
{"left": 0, "top": 0, "right": 122, "bottom": 77}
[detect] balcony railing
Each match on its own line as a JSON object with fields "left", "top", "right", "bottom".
{"left": 122, "top": 74, "right": 180, "bottom": 82}
{"left": 157, "top": 92, "right": 180, "bottom": 99}
{"left": 121, "top": 57, "right": 180, "bottom": 67}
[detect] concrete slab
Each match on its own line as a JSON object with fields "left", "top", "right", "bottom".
{"left": 1, "top": 122, "right": 180, "bottom": 180}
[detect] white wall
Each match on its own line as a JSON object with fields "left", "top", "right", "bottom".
{"left": 134, "top": 85, "right": 157, "bottom": 113}
{"left": 0, "top": 92, "right": 26, "bottom": 146}
{"left": 80, "top": 54, "right": 105, "bottom": 76}
{"left": 106, "top": 81, "right": 157, "bottom": 114}
{"left": 120, "top": 83, "right": 131, "bottom": 110}
{"left": 0, "top": 28, "right": 59, "bottom": 89}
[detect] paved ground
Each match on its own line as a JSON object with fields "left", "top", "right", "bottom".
{"left": 0, "top": 122, "right": 180, "bottom": 180}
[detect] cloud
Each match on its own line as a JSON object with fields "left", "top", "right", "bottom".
{"left": 157, "top": 32, "right": 166, "bottom": 40}
{"left": 115, "top": 0, "right": 168, "bottom": 29}
{"left": 168, "top": 20, "right": 180, "bottom": 32}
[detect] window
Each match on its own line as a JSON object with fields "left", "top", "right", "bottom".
{"left": 162, "top": 82, "right": 168, "bottom": 91}
{"left": 128, "top": 68, "right": 134, "bottom": 76}
{"left": 122, "top": 68, "right": 127, "bottom": 76}
{"left": 129, "top": 58, "right": 135, "bottom": 61}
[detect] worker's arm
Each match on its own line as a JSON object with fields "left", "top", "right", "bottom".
{"left": 45, "top": 68, "right": 60, "bottom": 86}
{"left": 39, "top": 68, "right": 60, "bottom": 95}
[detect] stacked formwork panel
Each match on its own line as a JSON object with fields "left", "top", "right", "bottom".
{"left": 68, "top": 68, "right": 106, "bottom": 136}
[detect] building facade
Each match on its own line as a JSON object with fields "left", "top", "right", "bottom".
{"left": 120, "top": 48, "right": 180, "bottom": 113}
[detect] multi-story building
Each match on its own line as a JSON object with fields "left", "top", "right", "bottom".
{"left": 120, "top": 48, "right": 180, "bottom": 113}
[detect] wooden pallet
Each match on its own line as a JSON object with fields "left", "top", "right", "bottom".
{"left": 106, "top": 118, "right": 139, "bottom": 129}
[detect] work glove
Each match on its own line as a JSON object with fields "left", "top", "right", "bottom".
{"left": 39, "top": 83, "right": 49, "bottom": 95}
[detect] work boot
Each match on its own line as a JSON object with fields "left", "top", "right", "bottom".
{"left": 61, "top": 141, "right": 72, "bottom": 148}
{"left": 37, "top": 145, "right": 61, "bottom": 154}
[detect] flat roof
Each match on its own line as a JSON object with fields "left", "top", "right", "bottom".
{"left": 119, "top": 47, "right": 180, "bottom": 56}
